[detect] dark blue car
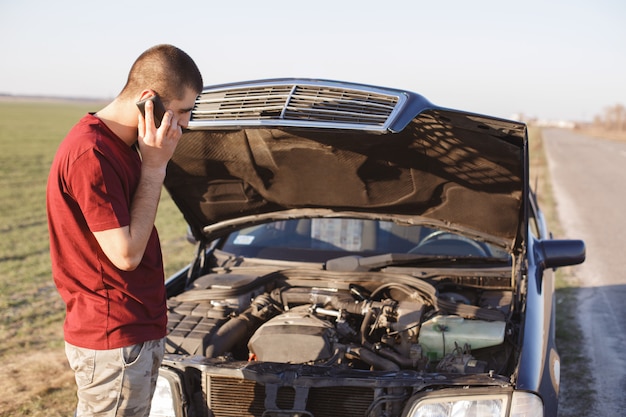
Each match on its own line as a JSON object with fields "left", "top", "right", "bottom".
{"left": 149, "top": 79, "right": 585, "bottom": 417}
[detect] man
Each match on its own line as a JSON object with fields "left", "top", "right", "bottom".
{"left": 46, "top": 44, "right": 203, "bottom": 416}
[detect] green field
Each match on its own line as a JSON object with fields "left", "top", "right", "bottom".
{"left": 0, "top": 102, "right": 590, "bottom": 416}
{"left": 0, "top": 100, "right": 192, "bottom": 416}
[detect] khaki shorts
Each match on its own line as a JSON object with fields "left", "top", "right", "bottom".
{"left": 65, "top": 338, "right": 165, "bottom": 417}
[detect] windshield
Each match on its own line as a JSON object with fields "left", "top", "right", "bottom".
{"left": 219, "top": 219, "right": 510, "bottom": 263}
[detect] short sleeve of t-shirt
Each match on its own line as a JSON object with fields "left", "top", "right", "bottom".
{"left": 67, "top": 149, "right": 131, "bottom": 233}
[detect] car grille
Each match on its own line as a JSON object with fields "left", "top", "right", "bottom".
{"left": 207, "top": 376, "right": 374, "bottom": 417}
{"left": 189, "top": 80, "right": 405, "bottom": 131}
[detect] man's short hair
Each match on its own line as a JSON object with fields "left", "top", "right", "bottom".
{"left": 121, "top": 44, "right": 203, "bottom": 103}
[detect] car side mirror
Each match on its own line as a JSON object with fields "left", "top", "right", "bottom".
{"left": 535, "top": 239, "right": 586, "bottom": 269}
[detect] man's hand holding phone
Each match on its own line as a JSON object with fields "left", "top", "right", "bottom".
{"left": 136, "top": 94, "right": 182, "bottom": 172}
{"left": 136, "top": 95, "right": 167, "bottom": 128}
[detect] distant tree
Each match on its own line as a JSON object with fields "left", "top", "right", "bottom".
{"left": 602, "top": 104, "right": 625, "bottom": 131}
{"left": 593, "top": 114, "right": 603, "bottom": 129}
{"left": 616, "top": 104, "right": 625, "bottom": 131}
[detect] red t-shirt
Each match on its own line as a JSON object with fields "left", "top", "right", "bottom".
{"left": 47, "top": 113, "right": 166, "bottom": 350}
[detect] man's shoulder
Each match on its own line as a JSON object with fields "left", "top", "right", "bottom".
{"left": 62, "top": 114, "right": 124, "bottom": 157}
{"left": 62, "top": 114, "right": 102, "bottom": 148}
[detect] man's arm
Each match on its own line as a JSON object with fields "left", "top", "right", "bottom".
{"left": 93, "top": 166, "right": 165, "bottom": 271}
{"left": 94, "top": 101, "right": 181, "bottom": 271}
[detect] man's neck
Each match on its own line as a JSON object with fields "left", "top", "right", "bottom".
{"left": 95, "top": 98, "right": 139, "bottom": 147}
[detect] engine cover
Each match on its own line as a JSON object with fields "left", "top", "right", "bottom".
{"left": 248, "top": 307, "right": 336, "bottom": 363}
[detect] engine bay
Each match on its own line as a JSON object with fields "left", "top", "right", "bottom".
{"left": 165, "top": 268, "right": 515, "bottom": 375}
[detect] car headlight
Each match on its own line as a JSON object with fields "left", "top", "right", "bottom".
{"left": 404, "top": 390, "right": 543, "bottom": 417}
{"left": 149, "top": 368, "right": 184, "bottom": 417}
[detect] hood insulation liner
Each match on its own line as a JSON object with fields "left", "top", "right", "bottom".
{"left": 164, "top": 109, "right": 525, "bottom": 246}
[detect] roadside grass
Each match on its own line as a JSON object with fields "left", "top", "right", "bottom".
{"left": 528, "top": 126, "right": 594, "bottom": 417}
{"left": 0, "top": 101, "right": 192, "bottom": 416}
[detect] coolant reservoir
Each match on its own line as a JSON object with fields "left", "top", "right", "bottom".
{"left": 418, "top": 315, "right": 506, "bottom": 360}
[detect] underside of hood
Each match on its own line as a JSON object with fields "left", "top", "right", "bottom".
{"left": 164, "top": 79, "right": 527, "bottom": 249}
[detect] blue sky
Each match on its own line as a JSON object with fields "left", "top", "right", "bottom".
{"left": 1, "top": 0, "right": 624, "bottom": 122}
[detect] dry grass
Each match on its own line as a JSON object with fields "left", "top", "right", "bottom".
{"left": 576, "top": 127, "right": 626, "bottom": 142}
{"left": 0, "top": 349, "right": 76, "bottom": 416}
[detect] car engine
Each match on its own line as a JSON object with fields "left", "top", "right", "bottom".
{"left": 165, "top": 269, "right": 512, "bottom": 374}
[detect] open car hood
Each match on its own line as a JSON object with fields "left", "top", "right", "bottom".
{"left": 164, "top": 79, "right": 527, "bottom": 249}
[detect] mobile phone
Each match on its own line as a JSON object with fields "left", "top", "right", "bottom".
{"left": 136, "top": 95, "right": 167, "bottom": 128}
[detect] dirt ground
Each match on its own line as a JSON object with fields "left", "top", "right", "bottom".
{"left": 0, "top": 350, "right": 76, "bottom": 416}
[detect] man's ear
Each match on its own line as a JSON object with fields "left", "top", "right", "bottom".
{"left": 138, "top": 89, "right": 157, "bottom": 101}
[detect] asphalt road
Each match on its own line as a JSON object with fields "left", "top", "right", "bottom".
{"left": 542, "top": 128, "right": 626, "bottom": 416}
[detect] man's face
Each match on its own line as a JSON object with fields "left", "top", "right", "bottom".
{"left": 165, "top": 87, "right": 199, "bottom": 129}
